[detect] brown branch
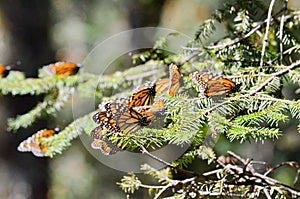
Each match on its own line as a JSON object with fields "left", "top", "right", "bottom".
{"left": 140, "top": 146, "right": 204, "bottom": 178}
{"left": 264, "top": 161, "right": 299, "bottom": 176}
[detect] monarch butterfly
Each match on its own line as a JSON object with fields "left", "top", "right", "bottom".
{"left": 118, "top": 97, "right": 164, "bottom": 134}
{"left": 43, "top": 61, "right": 81, "bottom": 77}
{"left": 128, "top": 63, "right": 180, "bottom": 108}
{"left": 92, "top": 98, "right": 130, "bottom": 137}
{"left": 17, "top": 128, "right": 59, "bottom": 157}
{"left": 90, "top": 126, "right": 122, "bottom": 155}
{"left": 167, "top": 63, "right": 181, "bottom": 96}
{"left": 128, "top": 82, "right": 156, "bottom": 108}
{"left": 154, "top": 64, "right": 181, "bottom": 96}
{"left": 0, "top": 64, "right": 11, "bottom": 78}
{"left": 189, "top": 71, "right": 237, "bottom": 97}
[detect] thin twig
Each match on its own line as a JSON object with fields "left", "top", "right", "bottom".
{"left": 267, "top": 44, "right": 300, "bottom": 65}
{"left": 179, "top": 51, "right": 200, "bottom": 66}
{"left": 245, "top": 59, "right": 300, "bottom": 97}
{"left": 140, "top": 146, "right": 203, "bottom": 178}
{"left": 141, "top": 145, "right": 174, "bottom": 167}
{"left": 223, "top": 151, "right": 300, "bottom": 196}
{"left": 153, "top": 185, "right": 170, "bottom": 199}
{"left": 279, "top": 0, "right": 289, "bottom": 64}
{"left": 153, "top": 177, "right": 196, "bottom": 199}
{"left": 206, "top": 22, "right": 263, "bottom": 50}
{"left": 206, "top": 8, "right": 286, "bottom": 51}
{"left": 260, "top": 0, "right": 276, "bottom": 67}
{"left": 139, "top": 184, "right": 165, "bottom": 189}
{"left": 264, "top": 188, "right": 272, "bottom": 199}
{"left": 256, "top": 94, "right": 293, "bottom": 105}
{"left": 264, "top": 161, "right": 299, "bottom": 176}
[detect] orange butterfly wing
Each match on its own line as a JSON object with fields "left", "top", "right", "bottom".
{"left": 167, "top": 64, "right": 181, "bottom": 96}
{"left": 155, "top": 78, "right": 170, "bottom": 94}
{"left": 128, "top": 83, "right": 156, "bottom": 108}
{"left": 118, "top": 97, "right": 165, "bottom": 134}
{"left": 0, "top": 64, "right": 10, "bottom": 77}
{"left": 44, "top": 62, "right": 80, "bottom": 77}
{"left": 190, "top": 71, "right": 236, "bottom": 97}
{"left": 17, "top": 129, "right": 57, "bottom": 157}
{"left": 91, "top": 138, "right": 121, "bottom": 155}
{"left": 90, "top": 126, "right": 122, "bottom": 155}
{"left": 205, "top": 77, "right": 236, "bottom": 97}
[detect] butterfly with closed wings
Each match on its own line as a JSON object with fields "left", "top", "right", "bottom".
{"left": 17, "top": 128, "right": 59, "bottom": 157}
{"left": 189, "top": 71, "right": 238, "bottom": 97}
{"left": 43, "top": 61, "right": 81, "bottom": 77}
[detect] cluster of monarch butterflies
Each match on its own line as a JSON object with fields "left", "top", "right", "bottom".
{"left": 91, "top": 63, "right": 181, "bottom": 155}
{"left": 16, "top": 61, "right": 239, "bottom": 157}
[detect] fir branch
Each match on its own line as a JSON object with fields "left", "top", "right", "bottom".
{"left": 43, "top": 111, "right": 97, "bottom": 157}
{"left": 205, "top": 7, "right": 286, "bottom": 51}
{"left": 107, "top": 128, "right": 165, "bottom": 151}
{"left": 245, "top": 59, "right": 300, "bottom": 97}
{"left": 0, "top": 77, "right": 57, "bottom": 95}
{"left": 228, "top": 125, "right": 281, "bottom": 142}
{"left": 121, "top": 151, "right": 300, "bottom": 198}
{"left": 7, "top": 87, "right": 74, "bottom": 131}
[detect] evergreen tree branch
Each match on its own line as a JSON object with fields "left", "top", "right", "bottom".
{"left": 140, "top": 146, "right": 204, "bottom": 178}
{"left": 7, "top": 87, "right": 74, "bottom": 131}
{"left": 205, "top": 7, "right": 286, "bottom": 51}
{"left": 43, "top": 111, "right": 96, "bottom": 157}
{"left": 246, "top": 59, "right": 300, "bottom": 96}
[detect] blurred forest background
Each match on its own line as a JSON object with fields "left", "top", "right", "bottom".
{"left": 0, "top": 0, "right": 299, "bottom": 199}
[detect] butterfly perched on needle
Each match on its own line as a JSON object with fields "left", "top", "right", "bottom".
{"left": 189, "top": 71, "right": 237, "bottom": 97}
{"left": 128, "top": 63, "right": 180, "bottom": 108}
{"left": 17, "top": 128, "right": 59, "bottom": 157}
{"left": 0, "top": 64, "right": 11, "bottom": 78}
{"left": 43, "top": 61, "right": 81, "bottom": 77}
{"left": 90, "top": 126, "right": 122, "bottom": 155}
